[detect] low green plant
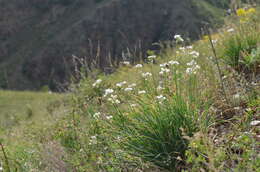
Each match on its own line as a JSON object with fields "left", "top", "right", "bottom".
{"left": 222, "top": 7, "right": 260, "bottom": 75}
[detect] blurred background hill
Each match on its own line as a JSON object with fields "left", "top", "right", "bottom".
{"left": 0, "top": 0, "right": 231, "bottom": 90}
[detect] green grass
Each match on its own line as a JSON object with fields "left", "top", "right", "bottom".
{"left": 0, "top": 90, "right": 63, "bottom": 129}
{"left": 0, "top": 90, "right": 68, "bottom": 171}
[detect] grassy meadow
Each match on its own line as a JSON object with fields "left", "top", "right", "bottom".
{"left": 0, "top": 6, "right": 260, "bottom": 172}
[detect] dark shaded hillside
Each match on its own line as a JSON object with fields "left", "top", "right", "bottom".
{"left": 0, "top": 0, "right": 228, "bottom": 90}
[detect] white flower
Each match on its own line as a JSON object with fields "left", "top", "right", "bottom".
{"left": 227, "top": 28, "right": 235, "bottom": 32}
{"left": 250, "top": 120, "right": 260, "bottom": 126}
{"left": 160, "top": 63, "right": 168, "bottom": 67}
{"left": 92, "top": 79, "right": 102, "bottom": 87}
{"left": 186, "top": 45, "right": 193, "bottom": 49}
{"left": 104, "top": 88, "right": 114, "bottom": 97}
{"left": 156, "top": 95, "right": 166, "bottom": 102}
{"left": 114, "top": 99, "right": 121, "bottom": 104}
{"left": 142, "top": 72, "right": 152, "bottom": 78}
{"left": 189, "top": 51, "right": 200, "bottom": 58}
{"left": 148, "top": 55, "right": 156, "bottom": 59}
{"left": 234, "top": 94, "right": 240, "bottom": 99}
{"left": 89, "top": 135, "right": 97, "bottom": 145}
{"left": 212, "top": 39, "right": 218, "bottom": 44}
{"left": 135, "top": 64, "right": 143, "bottom": 68}
{"left": 124, "top": 87, "right": 133, "bottom": 92}
{"left": 116, "top": 81, "right": 127, "bottom": 87}
{"left": 186, "top": 68, "right": 193, "bottom": 74}
{"left": 138, "top": 90, "right": 146, "bottom": 94}
{"left": 179, "top": 47, "right": 186, "bottom": 51}
{"left": 128, "top": 83, "right": 137, "bottom": 87}
{"left": 187, "top": 60, "right": 197, "bottom": 66}
{"left": 110, "top": 94, "right": 118, "bottom": 99}
{"left": 93, "top": 112, "right": 101, "bottom": 119}
{"left": 106, "top": 115, "right": 113, "bottom": 120}
{"left": 157, "top": 86, "right": 163, "bottom": 91}
{"left": 130, "top": 104, "right": 137, "bottom": 107}
{"left": 122, "top": 61, "right": 130, "bottom": 65}
{"left": 174, "top": 34, "right": 184, "bottom": 42}
{"left": 159, "top": 68, "right": 170, "bottom": 75}
{"left": 108, "top": 95, "right": 120, "bottom": 104}
{"left": 168, "top": 60, "right": 179, "bottom": 65}
{"left": 0, "top": 166, "right": 3, "bottom": 171}
{"left": 195, "top": 65, "right": 200, "bottom": 70}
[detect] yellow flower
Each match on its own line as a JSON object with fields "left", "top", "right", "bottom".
{"left": 203, "top": 35, "right": 209, "bottom": 41}
{"left": 247, "top": 8, "right": 256, "bottom": 15}
{"left": 236, "top": 8, "right": 246, "bottom": 17}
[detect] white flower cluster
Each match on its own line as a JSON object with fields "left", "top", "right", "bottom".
{"left": 138, "top": 90, "right": 146, "bottom": 94}
{"left": 179, "top": 47, "right": 186, "bottom": 52}
{"left": 116, "top": 81, "right": 127, "bottom": 87}
{"left": 89, "top": 135, "right": 97, "bottom": 145}
{"left": 187, "top": 59, "right": 197, "bottom": 66}
{"left": 106, "top": 115, "right": 113, "bottom": 120}
{"left": 250, "top": 120, "right": 260, "bottom": 126}
{"left": 168, "top": 60, "right": 180, "bottom": 65}
{"left": 186, "top": 60, "right": 200, "bottom": 75}
{"left": 160, "top": 60, "right": 179, "bottom": 67}
{"left": 124, "top": 87, "right": 133, "bottom": 92}
{"left": 174, "top": 34, "right": 184, "bottom": 42}
{"left": 159, "top": 67, "right": 170, "bottom": 75}
{"left": 122, "top": 61, "right": 130, "bottom": 65}
{"left": 148, "top": 55, "right": 156, "bottom": 60}
{"left": 189, "top": 51, "right": 200, "bottom": 58}
{"left": 108, "top": 94, "right": 120, "bottom": 104}
{"left": 130, "top": 104, "right": 137, "bottom": 107}
{"left": 128, "top": 83, "right": 137, "bottom": 87}
{"left": 186, "top": 45, "right": 193, "bottom": 49}
{"left": 227, "top": 28, "right": 235, "bottom": 32}
{"left": 160, "top": 63, "right": 168, "bottom": 67}
{"left": 157, "top": 85, "right": 163, "bottom": 91}
{"left": 142, "top": 72, "right": 152, "bottom": 78}
{"left": 156, "top": 95, "right": 166, "bottom": 103}
{"left": 135, "top": 64, "right": 143, "bottom": 68}
{"left": 92, "top": 79, "right": 102, "bottom": 87}
{"left": 93, "top": 112, "right": 101, "bottom": 119}
{"left": 104, "top": 88, "right": 114, "bottom": 97}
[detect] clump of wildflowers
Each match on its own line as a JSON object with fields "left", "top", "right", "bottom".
{"left": 186, "top": 60, "right": 200, "bottom": 75}
{"left": 236, "top": 8, "right": 256, "bottom": 23}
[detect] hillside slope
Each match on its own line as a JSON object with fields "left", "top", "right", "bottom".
{"left": 0, "top": 0, "right": 228, "bottom": 90}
